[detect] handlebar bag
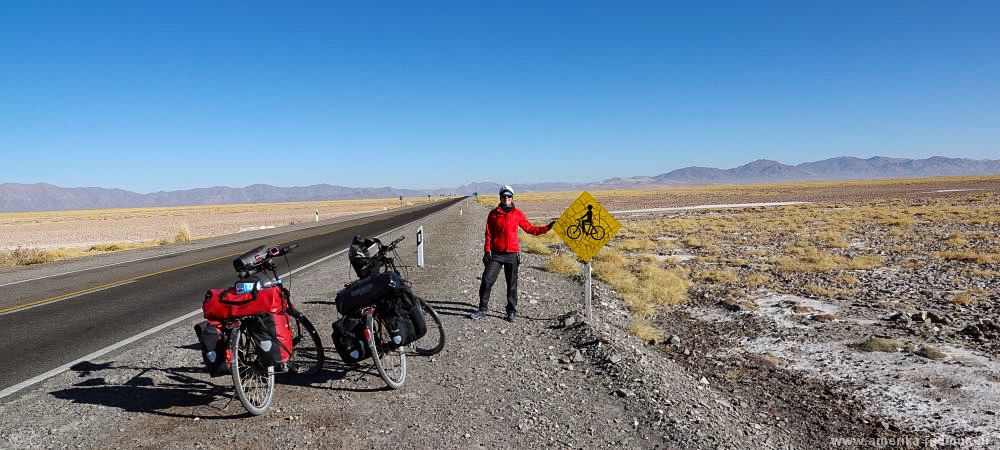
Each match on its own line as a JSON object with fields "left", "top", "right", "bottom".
{"left": 331, "top": 314, "right": 369, "bottom": 363}
{"left": 194, "top": 320, "right": 231, "bottom": 377}
{"left": 202, "top": 286, "right": 285, "bottom": 321}
{"left": 335, "top": 271, "right": 403, "bottom": 315}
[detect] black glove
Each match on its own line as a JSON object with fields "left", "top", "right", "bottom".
{"left": 547, "top": 220, "right": 556, "bottom": 229}
{"left": 482, "top": 252, "right": 492, "bottom": 265}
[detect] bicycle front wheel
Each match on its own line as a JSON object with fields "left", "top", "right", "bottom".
{"left": 591, "top": 225, "right": 606, "bottom": 241}
{"left": 365, "top": 314, "right": 407, "bottom": 389}
{"left": 566, "top": 225, "right": 581, "bottom": 240}
{"left": 285, "top": 309, "right": 324, "bottom": 375}
{"left": 414, "top": 297, "right": 445, "bottom": 356}
{"left": 229, "top": 326, "right": 275, "bottom": 415}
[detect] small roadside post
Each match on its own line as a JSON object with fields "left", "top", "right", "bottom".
{"left": 552, "top": 192, "right": 621, "bottom": 320}
{"left": 416, "top": 226, "right": 425, "bottom": 267}
{"left": 315, "top": 210, "right": 319, "bottom": 222}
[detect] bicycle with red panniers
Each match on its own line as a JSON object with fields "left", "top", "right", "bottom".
{"left": 194, "top": 243, "right": 324, "bottom": 415}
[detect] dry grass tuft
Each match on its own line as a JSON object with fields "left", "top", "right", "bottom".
{"left": 951, "top": 292, "right": 975, "bottom": 305}
{"left": 944, "top": 232, "right": 967, "bottom": 247}
{"left": 816, "top": 231, "right": 850, "bottom": 248}
{"left": 627, "top": 317, "right": 665, "bottom": 343}
{"left": 805, "top": 284, "right": 837, "bottom": 298}
{"left": 745, "top": 272, "right": 770, "bottom": 287}
{"left": 937, "top": 250, "right": 1000, "bottom": 265}
{"left": 844, "top": 255, "right": 884, "bottom": 270}
{"left": 971, "top": 269, "right": 1000, "bottom": 278}
{"left": 0, "top": 247, "right": 57, "bottom": 267}
{"left": 694, "top": 268, "right": 738, "bottom": 285}
{"left": 543, "top": 253, "right": 580, "bottom": 276}
{"left": 633, "top": 266, "right": 690, "bottom": 306}
{"left": 175, "top": 224, "right": 192, "bottom": 243}
{"left": 775, "top": 247, "right": 845, "bottom": 272}
{"left": 617, "top": 238, "right": 655, "bottom": 252}
{"left": 520, "top": 233, "right": 552, "bottom": 255}
{"left": 835, "top": 273, "right": 859, "bottom": 285}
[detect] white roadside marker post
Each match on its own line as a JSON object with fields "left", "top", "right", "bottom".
{"left": 416, "top": 226, "right": 425, "bottom": 267}
{"left": 315, "top": 210, "right": 319, "bottom": 222}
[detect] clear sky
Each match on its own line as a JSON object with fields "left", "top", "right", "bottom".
{"left": 2, "top": 1, "right": 998, "bottom": 193}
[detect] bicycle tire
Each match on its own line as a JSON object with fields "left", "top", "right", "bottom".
{"left": 566, "top": 225, "right": 582, "bottom": 240}
{"left": 229, "top": 326, "right": 275, "bottom": 415}
{"left": 285, "top": 309, "right": 324, "bottom": 375}
{"left": 365, "top": 314, "right": 406, "bottom": 389}
{"left": 413, "top": 297, "right": 445, "bottom": 356}
{"left": 590, "top": 225, "right": 606, "bottom": 241}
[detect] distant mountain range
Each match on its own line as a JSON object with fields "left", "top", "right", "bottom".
{"left": 2, "top": 156, "right": 998, "bottom": 212}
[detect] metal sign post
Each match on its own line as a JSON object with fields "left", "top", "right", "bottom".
{"left": 416, "top": 226, "right": 425, "bottom": 267}
{"left": 584, "top": 262, "right": 592, "bottom": 319}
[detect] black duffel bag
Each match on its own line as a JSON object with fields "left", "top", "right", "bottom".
{"left": 335, "top": 271, "right": 404, "bottom": 314}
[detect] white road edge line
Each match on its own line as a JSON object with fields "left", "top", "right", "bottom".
{"left": 0, "top": 207, "right": 443, "bottom": 400}
{"left": 0, "top": 308, "right": 202, "bottom": 400}
{"left": 0, "top": 280, "right": 137, "bottom": 318}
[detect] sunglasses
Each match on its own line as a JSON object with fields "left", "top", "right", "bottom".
{"left": 502, "top": 194, "right": 513, "bottom": 198}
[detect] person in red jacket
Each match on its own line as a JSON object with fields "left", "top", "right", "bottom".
{"left": 470, "top": 185, "right": 555, "bottom": 322}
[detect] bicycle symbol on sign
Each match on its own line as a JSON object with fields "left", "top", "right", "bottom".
{"left": 566, "top": 205, "right": 606, "bottom": 241}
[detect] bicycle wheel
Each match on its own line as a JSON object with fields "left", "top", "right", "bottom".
{"left": 229, "top": 326, "right": 275, "bottom": 415}
{"left": 566, "top": 225, "right": 581, "bottom": 240}
{"left": 590, "top": 225, "right": 606, "bottom": 241}
{"left": 285, "top": 309, "right": 324, "bottom": 375}
{"left": 414, "top": 297, "right": 445, "bottom": 356}
{"left": 365, "top": 314, "right": 407, "bottom": 389}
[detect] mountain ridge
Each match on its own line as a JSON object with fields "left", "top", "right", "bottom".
{"left": 3, "top": 155, "right": 998, "bottom": 212}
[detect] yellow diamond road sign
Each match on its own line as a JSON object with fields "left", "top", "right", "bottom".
{"left": 553, "top": 192, "right": 621, "bottom": 262}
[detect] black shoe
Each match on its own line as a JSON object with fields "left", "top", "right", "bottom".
{"left": 505, "top": 311, "right": 516, "bottom": 322}
{"left": 469, "top": 309, "right": 488, "bottom": 320}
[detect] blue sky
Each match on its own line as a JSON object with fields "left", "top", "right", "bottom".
{"left": 2, "top": 1, "right": 998, "bottom": 193}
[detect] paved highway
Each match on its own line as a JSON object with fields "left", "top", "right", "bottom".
{"left": 0, "top": 198, "right": 463, "bottom": 394}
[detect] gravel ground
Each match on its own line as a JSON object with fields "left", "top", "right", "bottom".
{"left": 0, "top": 199, "right": 961, "bottom": 449}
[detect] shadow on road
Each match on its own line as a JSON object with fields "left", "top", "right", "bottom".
{"left": 49, "top": 343, "right": 402, "bottom": 417}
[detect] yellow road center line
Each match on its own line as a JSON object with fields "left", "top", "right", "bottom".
{"left": 0, "top": 252, "right": 240, "bottom": 315}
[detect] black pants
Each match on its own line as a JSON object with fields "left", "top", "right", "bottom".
{"left": 478, "top": 252, "right": 519, "bottom": 314}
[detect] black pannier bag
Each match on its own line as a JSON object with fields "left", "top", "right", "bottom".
{"left": 335, "top": 270, "right": 404, "bottom": 314}
{"left": 194, "top": 320, "right": 229, "bottom": 377}
{"left": 331, "top": 314, "right": 369, "bottom": 363}
{"left": 379, "top": 290, "right": 427, "bottom": 349}
{"left": 246, "top": 312, "right": 288, "bottom": 368}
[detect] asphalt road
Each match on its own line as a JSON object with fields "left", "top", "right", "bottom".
{"left": 0, "top": 198, "right": 463, "bottom": 394}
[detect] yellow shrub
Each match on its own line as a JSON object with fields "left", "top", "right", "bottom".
{"left": 543, "top": 253, "right": 580, "bottom": 276}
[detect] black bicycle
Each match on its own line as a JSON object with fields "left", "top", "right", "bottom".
{"left": 335, "top": 235, "right": 446, "bottom": 389}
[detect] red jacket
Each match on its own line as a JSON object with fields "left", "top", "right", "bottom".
{"left": 484, "top": 206, "right": 550, "bottom": 253}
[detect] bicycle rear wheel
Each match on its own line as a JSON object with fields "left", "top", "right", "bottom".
{"left": 229, "top": 326, "right": 275, "bottom": 415}
{"left": 285, "top": 309, "right": 324, "bottom": 375}
{"left": 365, "top": 314, "right": 407, "bottom": 389}
{"left": 414, "top": 297, "right": 445, "bottom": 356}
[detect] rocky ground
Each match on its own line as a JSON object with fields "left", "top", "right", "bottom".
{"left": 1, "top": 191, "right": 996, "bottom": 448}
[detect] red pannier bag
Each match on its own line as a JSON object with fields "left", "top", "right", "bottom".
{"left": 202, "top": 286, "right": 286, "bottom": 321}
{"left": 273, "top": 313, "right": 294, "bottom": 364}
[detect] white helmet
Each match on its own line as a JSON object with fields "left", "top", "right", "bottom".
{"left": 499, "top": 185, "right": 514, "bottom": 197}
